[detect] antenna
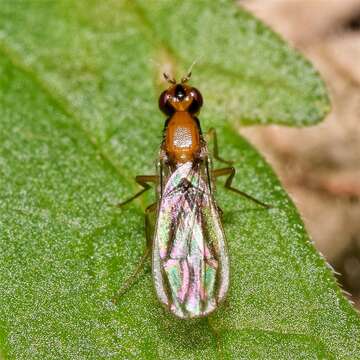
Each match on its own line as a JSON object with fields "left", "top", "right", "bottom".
{"left": 181, "top": 58, "right": 199, "bottom": 83}
{"left": 163, "top": 72, "right": 176, "bottom": 85}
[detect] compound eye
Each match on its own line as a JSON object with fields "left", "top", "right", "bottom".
{"left": 159, "top": 90, "right": 175, "bottom": 116}
{"left": 188, "top": 87, "right": 203, "bottom": 114}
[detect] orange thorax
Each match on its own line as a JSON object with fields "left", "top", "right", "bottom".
{"left": 165, "top": 111, "right": 200, "bottom": 164}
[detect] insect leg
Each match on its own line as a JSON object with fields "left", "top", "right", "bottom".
{"left": 113, "top": 202, "right": 157, "bottom": 303}
{"left": 145, "top": 202, "right": 157, "bottom": 248}
{"left": 213, "top": 167, "right": 271, "bottom": 208}
{"left": 116, "top": 175, "right": 158, "bottom": 207}
{"left": 206, "top": 128, "right": 233, "bottom": 165}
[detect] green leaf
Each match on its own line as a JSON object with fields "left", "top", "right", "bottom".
{"left": 0, "top": 1, "right": 357, "bottom": 359}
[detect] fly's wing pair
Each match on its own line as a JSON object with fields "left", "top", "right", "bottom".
{"left": 152, "top": 160, "right": 229, "bottom": 319}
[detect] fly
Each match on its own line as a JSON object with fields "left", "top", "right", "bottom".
{"left": 115, "top": 71, "right": 269, "bottom": 319}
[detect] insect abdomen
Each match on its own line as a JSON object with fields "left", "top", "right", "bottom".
{"left": 152, "top": 161, "right": 229, "bottom": 319}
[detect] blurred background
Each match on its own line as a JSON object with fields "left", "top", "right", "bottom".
{"left": 240, "top": 0, "right": 360, "bottom": 308}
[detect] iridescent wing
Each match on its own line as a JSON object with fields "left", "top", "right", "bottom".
{"left": 152, "top": 161, "right": 229, "bottom": 319}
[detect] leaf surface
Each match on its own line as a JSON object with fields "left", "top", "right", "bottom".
{"left": 0, "top": 1, "right": 358, "bottom": 359}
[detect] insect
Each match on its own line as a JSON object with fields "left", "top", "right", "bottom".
{"left": 115, "top": 71, "right": 268, "bottom": 319}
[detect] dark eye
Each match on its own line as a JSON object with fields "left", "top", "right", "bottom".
{"left": 158, "top": 90, "right": 175, "bottom": 116}
{"left": 188, "top": 87, "right": 203, "bottom": 114}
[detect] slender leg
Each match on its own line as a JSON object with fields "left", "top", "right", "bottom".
{"left": 144, "top": 202, "right": 157, "bottom": 248}
{"left": 206, "top": 128, "right": 233, "bottom": 165}
{"left": 116, "top": 175, "right": 158, "bottom": 207}
{"left": 213, "top": 167, "right": 271, "bottom": 208}
{"left": 112, "top": 246, "right": 151, "bottom": 303}
{"left": 112, "top": 202, "right": 157, "bottom": 303}
{"left": 217, "top": 204, "right": 224, "bottom": 217}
